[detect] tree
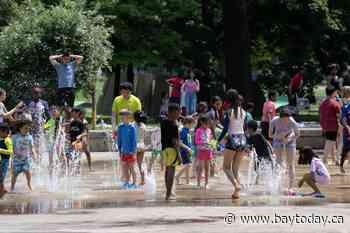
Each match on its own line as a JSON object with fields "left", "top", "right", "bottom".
{"left": 0, "top": 0, "right": 113, "bottom": 128}
{"left": 223, "top": 0, "right": 251, "bottom": 95}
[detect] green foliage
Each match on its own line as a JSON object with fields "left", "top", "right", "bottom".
{"left": 0, "top": 0, "right": 113, "bottom": 106}
{"left": 97, "top": 0, "right": 201, "bottom": 66}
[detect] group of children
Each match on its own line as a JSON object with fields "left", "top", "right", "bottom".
{"left": 156, "top": 89, "right": 332, "bottom": 200}
{"left": 0, "top": 83, "right": 334, "bottom": 201}
{"left": 0, "top": 86, "right": 91, "bottom": 198}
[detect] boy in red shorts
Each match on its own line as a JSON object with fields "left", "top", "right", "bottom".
{"left": 117, "top": 109, "right": 137, "bottom": 189}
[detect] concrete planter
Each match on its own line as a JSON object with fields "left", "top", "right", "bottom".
{"left": 88, "top": 127, "right": 325, "bottom": 152}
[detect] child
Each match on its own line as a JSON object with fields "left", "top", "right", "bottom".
{"left": 269, "top": 108, "right": 299, "bottom": 190}
{"left": 161, "top": 103, "right": 182, "bottom": 200}
{"left": 245, "top": 102, "right": 255, "bottom": 123}
{"left": 66, "top": 108, "right": 86, "bottom": 175}
{"left": 79, "top": 110, "right": 92, "bottom": 171}
{"left": 297, "top": 147, "right": 330, "bottom": 198}
{"left": 11, "top": 121, "right": 37, "bottom": 191}
{"left": 0, "top": 123, "right": 13, "bottom": 197}
{"left": 246, "top": 120, "right": 273, "bottom": 183}
{"left": 44, "top": 106, "right": 60, "bottom": 176}
{"left": 261, "top": 91, "right": 277, "bottom": 141}
{"left": 176, "top": 116, "right": 195, "bottom": 185}
{"left": 117, "top": 109, "right": 137, "bottom": 189}
{"left": 195, "top": 115, "right": 214, "bottom": 189}
{"left": 148, "top": 127, "right": 162, "bottom": 174}
{"left": 134, "top": 111, "right": 147, "bottom": 185}
{"left": 160, "top": 92, "right": 169, "bottom": 119}
{"left": 27, "top": 86, "right": 50, "bottom": 155}
{"left": 208, "top": 96, "right": 224, "bottom": 127}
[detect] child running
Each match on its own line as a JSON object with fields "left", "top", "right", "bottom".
{"left": 161, "top": 103, "right": 182, "bottom": 200}
{"left": 297, "top": 147, "right": 330, "bottom": 198}
{"left": 0, "top": 123, "right": 13, "bottom": 197}
{"left": 195, "top": 115, "right": 214, "bottom": 189}
{"left": 117, "top": 109, "right": 137, "bottom": 189}
{"left": 176, "top": 116, "right": 195, "bottom": 185}
{"left": 11, "top": 121, "right": 37, "bottom": 192}
{"left": 134, "top": 111, "right": 147, "bottom": 185}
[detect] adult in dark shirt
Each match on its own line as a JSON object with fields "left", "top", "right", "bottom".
{"left": 160, "top": 103, "right": 181, "bottom": 200}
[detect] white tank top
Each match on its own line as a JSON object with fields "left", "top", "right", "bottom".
{"left": 228, "top": 107, "right": 246, "bottom": 135}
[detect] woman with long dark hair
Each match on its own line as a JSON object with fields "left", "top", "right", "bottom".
{"left": 218, "top": 89, "right": 248, "bottom": 199}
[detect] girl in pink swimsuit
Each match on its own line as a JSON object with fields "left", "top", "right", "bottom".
{"left": 195, "top": 115, "right": 213, "bottom": 189}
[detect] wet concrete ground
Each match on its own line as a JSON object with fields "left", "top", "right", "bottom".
{"left": 1, "top": 152, "right": 350, "bottom": 232}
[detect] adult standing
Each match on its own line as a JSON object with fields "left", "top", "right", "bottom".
{"left": 288, "top": 67, "right": 304, "bottom": 107}
{"left": 111, "top": 82, "right": 142, "bottom": 138}
{"left": 180, "top": 70, "right": 200, "bottom": 115}
{"left": 269, "top": 108, "right": 300, "bottom": 190}
{"left": 319, "top": 86, "right": 341, "bottom": 165}
{"left": 0, "top": 88, "right": 23, "bottom": 123}
{"left": 218, "top": 89, "right": 248, "bottom": 199}
{"left": 261, "top": 91, "right": 277, "bottom": 141}
{"left": 49, "top": 51, "right": 83, "bottom": 107}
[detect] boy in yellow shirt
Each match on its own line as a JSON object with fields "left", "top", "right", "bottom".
{"left": 0, "top": 123, "right": 13, "bottom": 197}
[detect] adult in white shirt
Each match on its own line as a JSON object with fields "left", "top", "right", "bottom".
{"left": 0, "top": 88, "right": 24, "bottom": 123}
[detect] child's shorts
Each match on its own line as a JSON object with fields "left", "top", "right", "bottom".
{"left": 66, "top": 147, "right": 81, "bottom": 161}
{"left": 0, "top": 158, "right": 10, "bottom": 180}
{"left": 180, "top": 151, "right": 192, "bottom": 165}
{"left": 121, "top": 154, "right": 136, "bottom": 163}
{"left": 197, "top": 149, "right": 213, "bottom": 161}
{"left": 12, "top": 158, "right": 31, "bottom": 175}
{"left": 162, "top": 147, "right": 180, "bottom": 167}
{"left": 225, "top": 134, "right": 247, "bottom": 151}
{"left": 0, "top": 165, "right": 3, "bottom": 184}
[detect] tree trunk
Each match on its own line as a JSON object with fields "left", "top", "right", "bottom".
{"left": 223, "top": 0, "right": 251, "bottom": 96}
{"left": 201, "top": 0, "right": 213, "bottom": 28}
{"left": 91, "top": 87, "right": 97, "bottom": 130}
{"left": 113, "top": 64, "right": 121, "bottom": 98}
{"left": 127, "top": 63, "right": 134, "bottom": 84}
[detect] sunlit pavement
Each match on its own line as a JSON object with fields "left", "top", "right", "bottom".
{"left": 1, "top": 152, "right": 350, "bottom": 233}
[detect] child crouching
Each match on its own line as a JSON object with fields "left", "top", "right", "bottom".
{"left": 297, "top": 147, "right": 330, "bottom": 198}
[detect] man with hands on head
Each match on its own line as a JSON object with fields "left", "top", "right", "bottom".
{"left": 49, "top": 51, "right": 83, "bottom": 108}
